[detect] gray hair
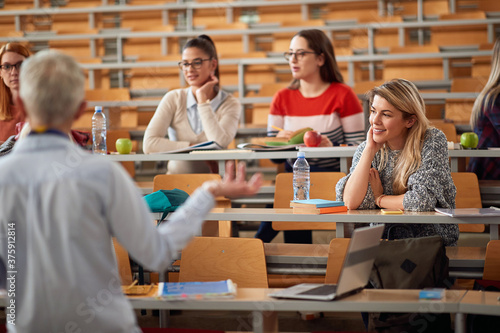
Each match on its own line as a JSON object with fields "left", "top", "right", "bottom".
{"left": 19, "top": 49, "right": 85, "bottom": 126}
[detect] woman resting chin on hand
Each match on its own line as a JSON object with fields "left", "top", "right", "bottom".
{"left": 335, "top": 78, "right": 459, "bottom": 246}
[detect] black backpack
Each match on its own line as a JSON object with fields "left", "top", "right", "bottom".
{"left": 368, "top": 235, "right": 453, "bottom": 333}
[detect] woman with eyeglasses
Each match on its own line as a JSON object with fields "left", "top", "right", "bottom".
{"left": 268, "top": 29, "right": 365, "bottom": 172}
{"left": 256, "top": 29, "right": 365, "bottom": 243}
{"left": 143, "top": 35, "right": 240, "bottom": 174}
{"left": 0, "top": 42, "right": 30, "bottom": 143}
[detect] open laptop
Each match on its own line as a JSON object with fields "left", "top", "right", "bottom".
{"left": 268, "top": 224, "right": 384, "bottom": 301}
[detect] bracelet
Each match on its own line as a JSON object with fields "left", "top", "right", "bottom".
{"left": 376, "top": 194, "right": 386, "bottom": 208}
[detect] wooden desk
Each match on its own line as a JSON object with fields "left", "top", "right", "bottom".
{"left": 455, "top": 290, "right": 500, "bottom": 333}
{"left": 111, "top": 147, "right": 500, "bottom": 179}
{"left": 203, "top": 208, "right": 500, "bottom": 241}
{"left": 458, "top": 290, "right": 500, "bottom": 316}
{"left": 128, "top": 287, "right": 466, "bottom": 333}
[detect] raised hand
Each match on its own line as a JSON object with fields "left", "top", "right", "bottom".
{"left": 203, "top": 161, "right": 263, "bottom": 199}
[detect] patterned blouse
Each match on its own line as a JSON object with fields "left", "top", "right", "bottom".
{"left": 336, "top": 128, "right": 459, "bottom": 246}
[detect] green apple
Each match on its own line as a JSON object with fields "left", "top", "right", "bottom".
{"left": 115, "top": 138, "right": 132, "bottom": 154}
{"left": 460, "top": 132, "right": 479, "bottom": 149}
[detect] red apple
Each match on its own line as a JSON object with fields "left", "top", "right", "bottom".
{"left": 303, "top": 130, "right": 321, "bottom": 147}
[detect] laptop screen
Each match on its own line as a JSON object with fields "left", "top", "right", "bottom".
{"left": 335, "top": 224, "right": 384, "bottom": 296}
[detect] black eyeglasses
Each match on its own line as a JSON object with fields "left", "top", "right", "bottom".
{"left": 0, "top": 61, "right": 23, "bottom": 72}
{"left": 283, "top": 51, "right": 317, "bottom": 61}
{"left": 178, "top": 58, "right": 211, "bottom": 70}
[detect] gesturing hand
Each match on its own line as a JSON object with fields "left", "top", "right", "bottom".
{"left": 204, "top": 161, "right": 263, "bottom": 199}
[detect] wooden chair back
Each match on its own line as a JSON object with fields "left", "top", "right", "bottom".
{"left": 451, "top": 172, "right": 485, "bottom": 232}
{"left": 324, "top": 238, "right": 351, "bottom": 284}
{"left": 179, "top": 237, "right": 268, "bottom": 287}
{"left": 431, "top": 122, "right": 457, "bottom": 142}
{"left": 153, "top": 174, "right": 221, "bottom": 194}
{"left": 451, "top": 77, "right": 485, "bottom": 92}
{"left": 272, "top": 172, "right": 346, "bottom": 231}
{"left": 153, "top": 174, "right": 231, "bottom": 237}
{"left": 112, "top": 238, "right": 133, "bottom": 286}
{"left": 483, "top": 240, "right": 500, "bottom": 281}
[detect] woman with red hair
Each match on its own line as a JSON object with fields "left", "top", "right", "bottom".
{"left": 0, "top": 42, "right": 30, "bottom": 143}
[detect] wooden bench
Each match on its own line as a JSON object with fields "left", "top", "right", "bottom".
{"left": 445, "top": 77, "right": 485, "bottom": 123}
{"left": 73, "top": 88, "right": 133, "bottom": 130}
{"left": 431, "top": 11, "right": 489, "bottom": 47}
{"left": 392, "top": 0, "right": 449, "bottom": 17}
{"left": 265, "top": 243, "right": 486, "bottom": 287}
{"left": 164, "top": 241, "right": 485, "bottom": 287}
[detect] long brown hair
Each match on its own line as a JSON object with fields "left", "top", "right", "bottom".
{"left": 289, "top": 29, "right": 344, "bottom": 90}
{"left": 0, "top": 43, "right": 30, "bottom": 121}
{"left": 183, "top": 35, "right": 220, "bottom": 92}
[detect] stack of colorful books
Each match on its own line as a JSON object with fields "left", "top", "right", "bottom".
{"left": 290, "top": 199, "right": 347, "bottom": 214}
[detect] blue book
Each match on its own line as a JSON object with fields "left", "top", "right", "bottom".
{"left": 419, "top": 288, "right": 444, "bottom": 300}
{"left": 291, "top": 199, "right": 345, "bottom": 208}
{"left": 157, "top": 279, "right": 236, "bottom": 300}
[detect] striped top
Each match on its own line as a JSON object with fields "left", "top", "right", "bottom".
{"left": 268, "top": 82, "right": 365, "bottom": 171}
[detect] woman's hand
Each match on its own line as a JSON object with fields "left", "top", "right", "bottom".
{"left": 369, "top": 168, "right": 383, "bottom": 199}
{"left": 276, "top": 130, "right": 293, "bottom": 141}
{"left": 318, "top": 135, "right": 333, "bottom": 147}
{"left": 365, "top": 126, "right": 383, "bottom": 154}
{"left": 195, "top": 73, "right": 218, "bottom": 103}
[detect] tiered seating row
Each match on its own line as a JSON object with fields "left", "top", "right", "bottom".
{"left": 1, "top": 0, "right": 498, "bottom": 131}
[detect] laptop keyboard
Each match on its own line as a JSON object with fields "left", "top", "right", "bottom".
{"left": 298, "top": 284, "right": 338, "bottom": 296}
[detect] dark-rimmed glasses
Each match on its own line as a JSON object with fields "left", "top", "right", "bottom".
{"left": 283, "top": 51, "right": 317, "bottom": 61}
{"left": 178, "top": 58, "right": 211, "bottom": 70}
{"left": 0, "top": 61, "right": 23, "bottom": 73}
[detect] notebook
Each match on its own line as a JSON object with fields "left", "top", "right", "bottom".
{"left": 268, "top": 224, "right": 385, "bottom": 301}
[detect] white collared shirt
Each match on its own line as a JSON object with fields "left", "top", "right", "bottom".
{"left": 0, "top": 134, "right": 215, "bottom": 332}
{"left": 169, "top": 89, "right": 225, "bottom": 140}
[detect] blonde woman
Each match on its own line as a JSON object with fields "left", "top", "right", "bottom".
{"left": 336, "top": 79, "right": 458, "bottom": 246}
{"left": 468, "top": 38, "right": 500, "bottom": 180}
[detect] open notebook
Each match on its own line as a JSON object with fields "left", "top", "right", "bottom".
{"left": 269, "top": 224, "right": 384, "bottom": 301}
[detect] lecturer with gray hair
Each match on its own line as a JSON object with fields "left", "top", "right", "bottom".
{"left": 0, "top": 50, "right": 262, "bottom": 333}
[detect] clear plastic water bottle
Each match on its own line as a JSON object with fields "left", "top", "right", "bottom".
{"left": 92, "top": 106, "right": 107, "bottom": 155}
{"left": 293, "top": 151, "right": 310, "bottom": 200}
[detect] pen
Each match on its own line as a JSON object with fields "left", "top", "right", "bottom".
{"left": 271, "top": 125, "right": 284, "bottom": 132}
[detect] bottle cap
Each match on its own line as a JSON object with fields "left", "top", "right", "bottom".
{"left": 95, "top": 106, "right": 103, "bottom": 112}
{"left": 297, "top": 151, "right": 305, "bottom": 158}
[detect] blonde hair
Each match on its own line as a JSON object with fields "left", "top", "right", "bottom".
{"left": 471, "top": 38, "right": 500, "bottom": 128}
{"left": 0, "top": 43, "right": 30, "bottom": 121}
{"left": 369, "top": 79, "right": 430, "bottom": 194}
